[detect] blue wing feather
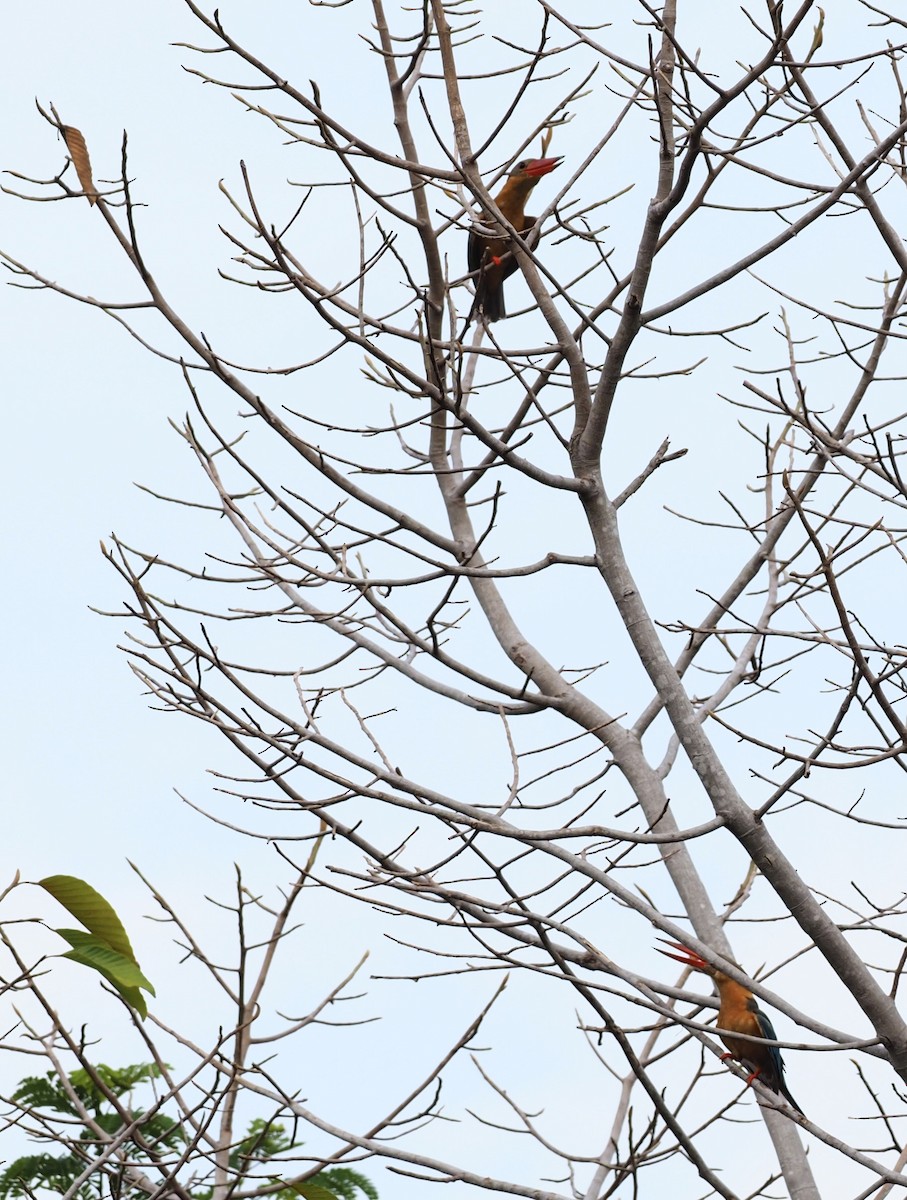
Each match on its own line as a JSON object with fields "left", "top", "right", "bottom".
{"left": 752, "top": 1005, "right": 804, "bottom": 1115}
{"left": 753, "top": 1007, "right": 785, "bottom": 1080}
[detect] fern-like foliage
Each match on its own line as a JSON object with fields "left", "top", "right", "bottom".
{"left": 0, "top": 1154, "right": 87, "bottom": 1200}
{"left": 305, "top": 1167, "right": 379, "bottom": 1200}
{"left": 0, "top": 1063, "right": 183, "bottom": 1200}
{"left": 0, "top": 1065, "right": 377, "bottom": 1200}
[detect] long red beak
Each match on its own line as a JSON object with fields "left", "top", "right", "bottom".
{"left": 656, "top": 939, "right": 710, "bottom": 971}
{"left": 522, "top": 156, "right": 563, "bottom": 178}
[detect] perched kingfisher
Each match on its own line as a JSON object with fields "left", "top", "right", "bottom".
{"left": 658, "top": 940, "right": 804, "bottom": 1114}
{"left": 467, "top": 156, "right": 562, "bottom": 322}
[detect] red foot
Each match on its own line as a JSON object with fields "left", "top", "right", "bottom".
{"left": 719, "top": 1054, "right": 762, "bottom": 1089}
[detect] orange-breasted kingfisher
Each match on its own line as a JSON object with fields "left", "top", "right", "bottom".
{"left": 467, "top": 156, "right": 562, "bottom": 322}
{"left": 658, "top": 940, "right": 804, "bottom": 1114}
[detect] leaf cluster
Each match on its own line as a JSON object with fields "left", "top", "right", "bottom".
{"left": 0, "top": 1069, "right": 376, "bottom": 1200}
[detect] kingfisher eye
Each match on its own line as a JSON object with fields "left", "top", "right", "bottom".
{"left": 513, "top": 160, "right": 529, "bottom": 171}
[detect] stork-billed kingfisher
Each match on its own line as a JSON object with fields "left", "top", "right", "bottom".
{"left": 658, "top": 940, "right": 804, "bottom": 1114}
{"left": 467, "top": 156, "right": 562, "bottom": 323}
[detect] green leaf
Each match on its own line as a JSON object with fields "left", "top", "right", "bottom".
{"left": 39, "top": 875, "right": 136, "bottom": 961}
{"left": 0, "top": 1153, "right": 85, "bottom": 1200}
{"left": 315, "top": 1170, "right": 378, "bottom": 1200}
{"left": 282, "top": 1171, "right": 378, "bottom": 1200}
{"left": 56, "top": 930, "right": 155, "bottom": 993}
{"left": 56, "top": 929, "right": 154, "bottom": 1018}
{"left": 11, "top": 1075, "right": 78, "bottom": 1116}
{"left": 287, "top": 1185, "right": 339, "bottom": 1200}
{"left": 71, "top": 1062, "right": 167, "bottom": 1096}
{"left": 39, "top": 877, "right": 155, "bottom": 1017}
{"left": 230, "top": 1118, "right": 293, "bottom": 1170}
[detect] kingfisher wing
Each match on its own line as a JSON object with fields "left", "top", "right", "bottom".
{"left": 467, "top": 226, "right": 484, "bottom": 275}
{"left": 494, "top": 215, "right": 541, "bottom": 283}
{"left": 754, "top": 1005, "right": 805, "bottom": 1114}
{"left": 520, "top": 215, "right": 541, "bottom": 252}
{"left": 752, "top": 1006, "right": 786, "bottom": 1088}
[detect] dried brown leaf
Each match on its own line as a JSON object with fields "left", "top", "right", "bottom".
{"left": 62, "top": 125, "right": 97, "bottom": 205}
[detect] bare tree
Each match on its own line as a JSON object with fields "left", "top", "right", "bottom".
{"left": 7, "top": 1, "right": 907, "bottom": 1196}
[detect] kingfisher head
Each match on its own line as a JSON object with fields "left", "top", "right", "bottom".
{"left": 509, "top": 156, "right": 563, "bottom": 183}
